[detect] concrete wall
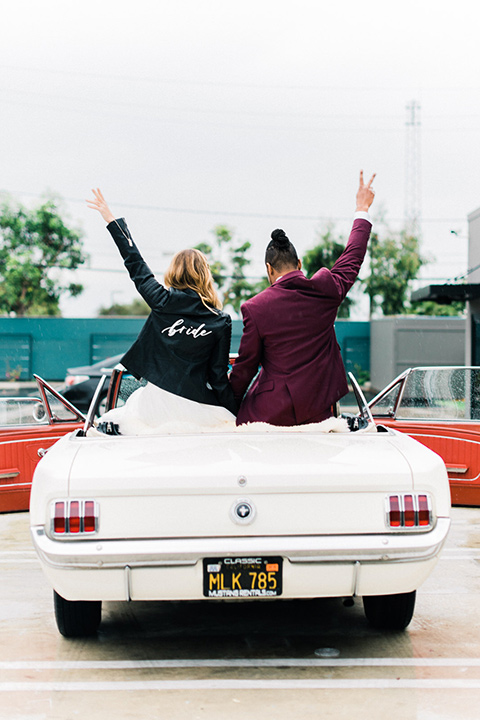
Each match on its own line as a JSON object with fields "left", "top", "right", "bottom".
{"left": 370, "top": 316, "right": 466, "bottom": 392}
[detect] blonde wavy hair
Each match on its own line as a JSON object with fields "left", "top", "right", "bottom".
{"left": 164, "top": 248, "right": 222, "bottom": 311}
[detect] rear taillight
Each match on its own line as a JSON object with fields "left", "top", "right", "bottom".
{"left": 417, "top": 494, "right": 431, "bottom": 526}
{"left": 83, "top": 501, "right": 97, "bottom": 533}
{"left": 386, "top": 494, "right": 432, "bottom": 530}
{"left": 388, "top": 495, "right": 401, "bottom": 527}
{"left": 403, "top": 495, "right": 415, "bottom": 527}
{"left": 53, "top": 502, "right": 66, "bottom": 534}
{"left": 51, "top": 500, "right": 98, "bottom": 535}
{"left": 69, "top": 501, "right": 80, "bottom": 533}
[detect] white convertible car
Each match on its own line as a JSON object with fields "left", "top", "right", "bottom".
{"left": 30, "top": 370, "right": 451, "bottom": 637}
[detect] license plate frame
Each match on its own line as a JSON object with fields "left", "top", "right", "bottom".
{"left": 203, "top": 556, "right": 283, "bottom": 598}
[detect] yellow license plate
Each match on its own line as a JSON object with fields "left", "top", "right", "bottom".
{"left": 203, "top": 556, "right": 283, "bottom": 598}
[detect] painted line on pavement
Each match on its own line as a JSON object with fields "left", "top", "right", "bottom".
{"left": 3, "top": 679, "right": 480, "bottom": 691}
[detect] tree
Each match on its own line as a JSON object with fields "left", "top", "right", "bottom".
{"left": 409, "top": 300, "right": 465, "bottom": 317}
{"left": 98, "top": 298, "right": 150, "bottom": 316}
{"left": 302, "top": 225, "right": 354, "bottom": 318}
{"left": 363, "top": 228, "right": 425, "bottom": 316}
{"left": 0, "top": 197, "right": 87, "bottom": 316}
{"left": 196, "top": 225, "right": 268, "bottom": 313}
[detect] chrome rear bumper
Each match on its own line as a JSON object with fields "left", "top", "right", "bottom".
{"left": 31, "top": 517, "right": 450, "bottom": 570}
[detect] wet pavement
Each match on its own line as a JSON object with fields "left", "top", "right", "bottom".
{"left": 1, "top": 507, "right": 480, "bottom": 719}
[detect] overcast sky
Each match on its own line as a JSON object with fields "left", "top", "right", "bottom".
{"left": 1, "top": 0, "right": 479, "bottom": 317}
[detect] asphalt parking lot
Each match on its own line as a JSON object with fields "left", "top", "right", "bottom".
{"left": 1, "top": 506, "right": 480, "bottom": 719}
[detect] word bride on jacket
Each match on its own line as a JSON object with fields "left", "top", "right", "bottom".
{"left": 162, "top": 318, "right": 213, "bottom": 338}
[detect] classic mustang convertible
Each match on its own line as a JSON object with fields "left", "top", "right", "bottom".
{"left": 30, "top": 370, "right": 451, "bottom": 637}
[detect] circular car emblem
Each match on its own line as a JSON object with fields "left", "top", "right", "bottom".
{"left": 231, "top": 498, "right": 256, "bottom": 525}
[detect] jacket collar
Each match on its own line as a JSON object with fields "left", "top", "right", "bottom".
{"left": 273, "top": 270, "right": 305, "bottom": 284}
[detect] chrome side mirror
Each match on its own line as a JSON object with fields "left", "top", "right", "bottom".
{"left": 32, "top": 402, "right": 47, "bottom": 423}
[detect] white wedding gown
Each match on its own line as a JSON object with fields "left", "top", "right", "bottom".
{"left": 94, "top": 381, "right": 237, "bottom": 435}
{"left": 90, "top": 382, "right": 366, "bottom": 437}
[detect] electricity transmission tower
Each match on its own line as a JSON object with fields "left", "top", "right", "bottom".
{"left": 404, "top": 100, "right": 421, "bottom": 237}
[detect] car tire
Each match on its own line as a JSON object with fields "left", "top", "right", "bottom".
{"left": 362, "top": 590, "right": 416, "bottom": 630}
{"left": 54, "top": 590, "right": 102, "bottom": 637}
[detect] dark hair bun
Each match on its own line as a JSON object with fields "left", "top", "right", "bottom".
{"left": 271, "top": 228, "right": 290, "bottom": 249}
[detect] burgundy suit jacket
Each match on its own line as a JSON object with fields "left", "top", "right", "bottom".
{"left": 229, "top": 217, "right": 372, "bottom": 426}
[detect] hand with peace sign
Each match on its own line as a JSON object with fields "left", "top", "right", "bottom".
{"left": 355, "top": 170, "right": 376, "bottom": 212}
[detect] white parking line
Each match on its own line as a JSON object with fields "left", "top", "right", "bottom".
{"left": 2, "top": 658, "right": 480, "bottom": 670}
{"left": 2, "top": 679, "right": 480, "bottom": 691}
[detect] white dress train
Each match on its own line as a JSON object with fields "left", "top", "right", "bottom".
{"left": 90, "top": 382, "right": 369, "bottom": 436}
{"left": 95, "top": 381, "right": 236, "bottom": 435}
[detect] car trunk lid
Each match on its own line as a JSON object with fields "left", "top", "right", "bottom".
{"left": 66, "top": 430, "right": 420, "bottom": 538}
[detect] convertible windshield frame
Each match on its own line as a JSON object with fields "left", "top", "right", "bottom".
{"left": 368, "top": 366, "right": 480, "bottom": 422}
{"left": 33, "top": 375, "right": 86, "bottom": 425}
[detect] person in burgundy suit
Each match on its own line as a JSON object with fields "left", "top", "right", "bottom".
{"left": 229, "top": 171, "right": 376, "bottom": 426}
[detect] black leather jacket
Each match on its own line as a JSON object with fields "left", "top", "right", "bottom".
{"left": 107, "top": 218, "right": 236, "bottom": 414}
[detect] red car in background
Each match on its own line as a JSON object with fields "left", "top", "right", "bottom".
{"left": 368, "top": 366, "right": 480, "bottom": 507}
{"left": 0, "top": 377, "right": 85, "bottom": 513}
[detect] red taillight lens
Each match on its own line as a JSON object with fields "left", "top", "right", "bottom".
{"left": 418, "top": 494, "right": 430, "bottom": 526}
{"left": 388, "top": 495, "right": 401, "bottom": 527}
{"left": 53, "top": 502, "right": 66, "bottom": 533}
{"left": 69, "top": 501, "right": 80, "bottom": 533}
{"left": 83, "top": 501, "right": 96, "bottom": 533}
{"left": 403, "top": 495, "right": 415, "bottom": 527}
{"left": 52, "top": 500, "right": 98, "bottom": 535}
{"left": 387, "top": 493, "right": 432, "bottom": 530}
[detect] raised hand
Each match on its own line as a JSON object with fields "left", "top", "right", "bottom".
{"left": 86, "top": 188, "right": 115, "bottom": 224}
{"left": 356, "top": 170, "right": 376, "bottom": 212}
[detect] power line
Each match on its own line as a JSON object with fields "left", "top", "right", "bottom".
{"left": 3, "top": 63, "right": 480, "bottom": 94}
{"left": 0, "top": 85, "right": 406, "bottom": 120}
{"left": 0, "top": 189, "right": 467, "bottom": 224}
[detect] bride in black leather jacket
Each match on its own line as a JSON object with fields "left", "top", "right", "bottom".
{"left": 87, "top": 188, "right": 236, "bottom": 434}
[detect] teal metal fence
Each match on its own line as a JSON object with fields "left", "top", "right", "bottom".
{"left": 0, "top": 317, "right": 370, "bottom": 381}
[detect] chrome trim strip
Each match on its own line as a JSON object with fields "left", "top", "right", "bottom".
{"left": 31, "top": 518, "right": 451, "bottom": 571}
{"left": 368, "top": 368, "right": 410, "bottom": 418}
{"left": 0, "top": 482, "right": 31, "bottom": 489}
{"left": 33, "top": 375, "right": 86, "bottom": 424}
{"left": 83, "top": 375, "right": 109, "bottom": 433}
{"left": 0, "top": 471, "right": 20, "bottom": 480}
{"left": 0, "top": 437, "right": 64, "bottom": 447}
{"left": 352, "top": 560, "right": 360, "bottom": 596}
{"left": 125, "top": 566, "right": 132, "bottom": 601}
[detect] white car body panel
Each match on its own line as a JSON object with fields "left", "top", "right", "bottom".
{"left": 30, "top": 425, "right": 451, "bottom": 604}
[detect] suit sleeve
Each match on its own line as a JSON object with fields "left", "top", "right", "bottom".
{"left": 312, "top": 217, "right": 372, "bottom": 302}
{"left": 107, "top": 218, "right": 169, "bottom": 309}
{"left": 229, "top": 303, "right": 263, "bottom": 405}
{"left": 207, "top": 315, "right": 237, "bottom": 415}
